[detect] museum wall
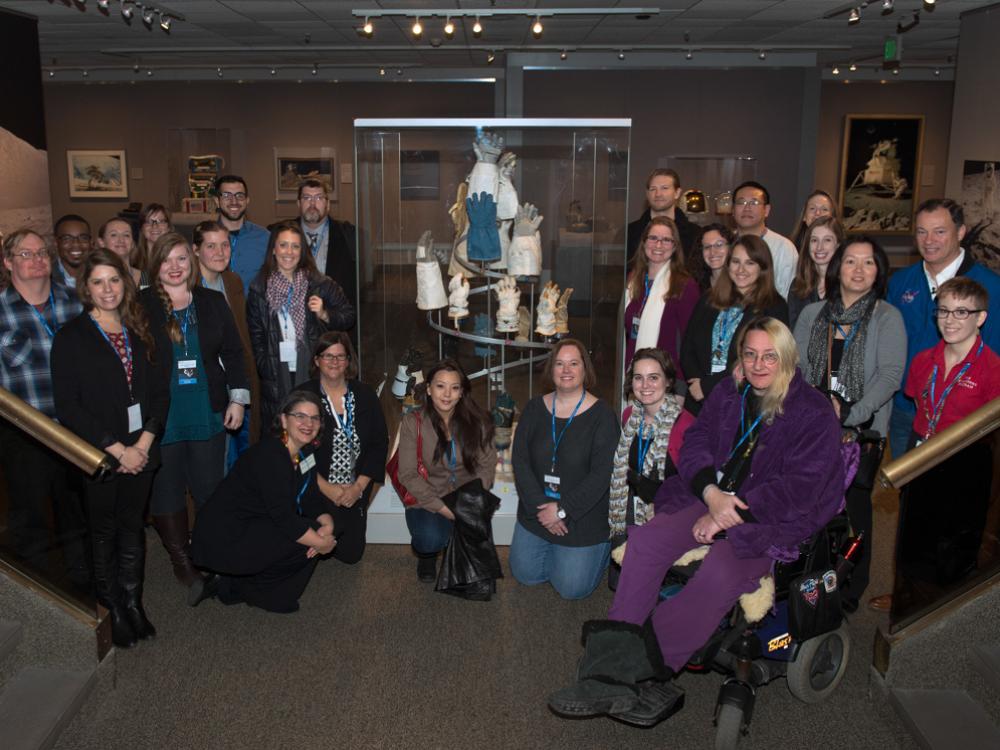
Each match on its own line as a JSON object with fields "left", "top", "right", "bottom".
{"left": 522, "top": 69, "right": 811, "bottom": 237}
{"left": 42, "top": 81, "right": 495, "bottom": 234}
{"left": 814, "top": 79, "right": 954, "bottom": 258}
{"left": 945, "top": 4, "right": 1000, "bottom": 197}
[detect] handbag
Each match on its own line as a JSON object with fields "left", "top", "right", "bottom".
{"left": 386, "top": 411, "right": 428, "bottom": 507}
{"left": 847, "top": 428, "right": 886, "bottom": 490}
{"left": 788, "top": 568, "right": 843, "bottom": 641}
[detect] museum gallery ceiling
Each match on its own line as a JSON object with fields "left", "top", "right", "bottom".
{"left": 1, "top": 0, "right": 994, "bottom": 81}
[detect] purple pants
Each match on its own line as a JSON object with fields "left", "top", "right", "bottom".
{"left": 608, "top": 502, "right": 772, "bottom": 672}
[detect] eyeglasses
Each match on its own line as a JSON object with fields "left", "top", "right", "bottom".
{"left": 11, "top": 250, "right": 50, "bottom": 261}
{"left": 287, "top": 411, "right": 321, "bottom": 424}
{"left": 734, "top": 198, "right": 764, "bottom": 207}
{"left": 145, "top": 218, "right": 169, "bottom": 227}
{"left": 219, "top": 192, "right": 247, "bottom": 202}
{"left": 300, "top": 195, "right": 327, "bottom": 204}
{"left": 646, "top": 236, "right": 675, "bottom": 247}
{"left": 741, "top": 350, "right": 779, "bottom": 366}
{"left": 58, "top": 234, "right": 91, "bottom": 244}
{"left": 933, "top": 307, "right": 983, "bottom": 320}
{"left": 318, "top": 353, "right": 349, "bottom": 363}
{"left": 702, "top": 240, "right": 729, "bottom": 252}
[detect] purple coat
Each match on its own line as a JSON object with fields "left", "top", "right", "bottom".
{"left": 624, "top": 277, "right": 700, "bottom": 380}
{"left": 654, "top": 370, "right": 844, "bottom": 561}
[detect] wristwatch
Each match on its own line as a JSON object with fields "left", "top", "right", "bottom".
{"left": 556, "top": 505, "right": 567, "bottom": 520}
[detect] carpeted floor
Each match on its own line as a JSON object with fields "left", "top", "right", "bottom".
{"left": 52, "top": 517, "right": 907, "bottom": 750}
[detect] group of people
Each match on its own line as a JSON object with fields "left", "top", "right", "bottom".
{"left": 0, "top": 174, "right": 374, "bottom": 648}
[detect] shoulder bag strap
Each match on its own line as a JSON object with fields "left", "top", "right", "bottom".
{"left": 415, "top": 411, "right": 429, "bottom": 480}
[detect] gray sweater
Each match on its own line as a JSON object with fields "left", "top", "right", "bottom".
{"left": 793, "top": 299, "right": 906, "bottom": 437}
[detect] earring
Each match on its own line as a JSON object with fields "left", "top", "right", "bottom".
{"left": 281, "top": 429, "right": 289, "bottom": 446}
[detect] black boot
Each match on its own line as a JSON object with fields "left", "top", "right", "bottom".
{"left": 188, "top": 573, "right": 221, "bottom": 607}
{"left": 152, "top": 511, "right": 201, "bottom": 587}
{"left": 416, "top": 552, "right": 437, "bottom": 583}
{"left": 119, "top": 529, "right": 156, "bottom": 640}
{"left": 90, "top": 522, "right": 137, "bottom": 649}
{"left": 548, "top": 619, "right": 672, "bottom": 718}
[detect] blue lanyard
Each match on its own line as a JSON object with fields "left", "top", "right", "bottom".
{"left": 325, "top": 388, "right": 355, "bottom": 440}
{"left": 635, "top": 422, "right": 654, "bottom": 472}
{"left": 924, "top": 338, "right": 984, "bottom": 437}
{"left": 447, "top": 437, "right": 457, "bottom": 486}
{"left": 295, "top": 450, "right": 312, "bottom": 514}
{"left": 173, "top": 306, "right": 192, "bottom": 355}
{"left": 29, "top": 290, "right": 57, "bottom": 338}
{"left": 89, "top": 316, "right": 133, "bottom": 393}
{"left": 833, "top": 322, "right": 858, "bottom": 354}
{"left": 728, "top": 385, "right": 763, "bottom": 460}
{"left": 550, "top": 390, "right": 586, "bottom": 472}
{"left": 282, "top": 284, "right": 295, "bottom": 316}
{"left": 637, "top": 274, "right": 653, "bottom": 316}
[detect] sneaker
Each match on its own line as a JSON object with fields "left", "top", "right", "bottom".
{"left": 417, "top": 555, "right": 437, "bottom": 582}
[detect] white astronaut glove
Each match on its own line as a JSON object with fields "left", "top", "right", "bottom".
{"left": 494, "top": 276, "right": 521, "bottom": 332}
{"left": 468, "top": 131, "right": 503, "bottom": 199}
{"left": 495, "top": 152, "right": 519, "bottom": 221}
{"left": 507, "top": 203, "right": 543, "bottom": 277}
{"left": 415, "top": 230, "right": 448, "bottom": 310}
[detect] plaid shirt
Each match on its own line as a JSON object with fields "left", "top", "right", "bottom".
{"left": 0, "top": 281, "right": 82, "bottom": 418}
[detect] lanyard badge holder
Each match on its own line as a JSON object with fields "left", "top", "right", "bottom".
{"left": 629, "top": 275, "right": 653, "bottom": 341}
{"left": 174, "top": 307, "right": 198, "bottom": 385}
{"left": 921, "top": 338, "right": 983, "bottom": 440}
{"left": 545, "top": 391, "right": 585, "bottom": 499}
{"left": 90, "top": 317, "right": 143, "bottom": 432}
{"left": 279, "top": 284, "right": 298, "bottom": 372}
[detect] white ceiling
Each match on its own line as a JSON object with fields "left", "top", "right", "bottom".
{"left": 2, "top": 0, "right": 992, "bottom": 80}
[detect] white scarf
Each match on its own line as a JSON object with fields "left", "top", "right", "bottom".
{"left": 630, "top": 263, "right": 669, "bottom": 351}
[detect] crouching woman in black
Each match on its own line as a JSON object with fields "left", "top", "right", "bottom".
{"left": 189, "top": 391, "right": 336, "bottom": 613}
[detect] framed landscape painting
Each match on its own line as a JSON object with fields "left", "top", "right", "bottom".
{"left": 838, "top": 115, "right": 924, "bottom": 235}
{"left": 274, "top": 147, "right": 336, "bottom": 201}
{"left": 67, "top": 149, "right": 128, "bottom": 199}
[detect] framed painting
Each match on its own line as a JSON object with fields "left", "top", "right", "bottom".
{"left": 274, "top": 147, "right": 336, "bottom": 201}
{"left": 838, "top": 115, "right": 924, "bottom": 235}
{"left": 67, "top": 149, "right": 128, "bottom": 199}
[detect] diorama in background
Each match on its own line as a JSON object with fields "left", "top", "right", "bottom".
{"left": 838, "top": 114, "right": 924, "bottom": 234}
{"left": 960, "top": 159, "right": 1000, "bottom": 274}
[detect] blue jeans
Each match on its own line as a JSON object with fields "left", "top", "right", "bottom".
{"left": 509, "top": 521, "right": 610, "bottom": 600}
{"left": 405, "top": 507, "right": 452, "bottom": 555}
{"left": 889, "top": 403, "right": 915, "bottom": 462}
{"left": 226, "top": 412, "right": 251, "bottom": 473}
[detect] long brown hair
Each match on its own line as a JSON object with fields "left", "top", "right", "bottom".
{"left": 257, "top": 222, "right": 320, "bottom": 284}
{"left": 135, "top": 203, "right": 172, "bottom": 273}
{"left": 627, "top": 216, "right": 691, "bottom": 302}
{"left": 422, "top": 358, "right": 494, "bottom": 473}
{"left": 708, "top": 235, "right": 780, "bottom": 313}
{"left": 78, "top": 248, "right": 155, "bottom": 359}
{"left": 147, "top": 232, "right": 197, "bottom": 344}
{"left": 789, "top": 216, "right": 845, "bottom": 300}
{"left": 790, "top": 190, "right": 837, "bottom": 248}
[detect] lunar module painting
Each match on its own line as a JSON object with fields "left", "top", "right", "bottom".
{"left": 838, "top": 115, "right": 924, "bottom": 235}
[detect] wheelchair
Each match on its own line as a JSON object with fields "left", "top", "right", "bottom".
{"left": 660, "top": 512, "right": 858, "bottom": 749}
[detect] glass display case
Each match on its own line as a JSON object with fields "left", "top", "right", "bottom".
{"left": 659, "top": 154, "right": 757, "bottom": 228}
{"left": 354, "top": 118, "right": 632, "bottom": 416}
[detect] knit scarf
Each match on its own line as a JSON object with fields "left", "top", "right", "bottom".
{"left": 804, "top": 291, "right": 877, "bottom": 403}
{"left": 266, "top": 269, "right": 308, "bottom": 342}
{"left": 608, "top": 396, "right": 681, "bottom": 538}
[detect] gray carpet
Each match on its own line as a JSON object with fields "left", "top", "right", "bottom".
{"left": 49, "top": 527, "right": 906, "bottom": 750}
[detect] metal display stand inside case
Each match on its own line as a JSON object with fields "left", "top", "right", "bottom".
{"left": 353, "top": 118, "right": 632, "bottom": 410}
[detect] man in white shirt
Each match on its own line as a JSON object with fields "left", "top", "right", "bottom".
{"left": 732, "top": 181, "right": 797, "bottom": 298}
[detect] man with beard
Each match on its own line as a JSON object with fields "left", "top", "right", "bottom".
{"left": 297, "top": 178, "right": 358, "bottom": 316}
{"left": 626, "top": 169, "right": 697, "bottom": 263}
{"left": 732, "top": 181, "right": 797, "bottom": 299}
{"left": 53, "top": 214, "right": 92, "bottom": 289}
{"left": 213, "top": 174, "right": 269, "bottom": 292}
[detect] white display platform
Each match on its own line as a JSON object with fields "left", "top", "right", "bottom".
{"left": 367, "top": 478, "right": 520, "bottom": 546}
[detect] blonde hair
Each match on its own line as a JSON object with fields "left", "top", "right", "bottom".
{"left": 732, "top": 316, "right": 799, "bottom": 423}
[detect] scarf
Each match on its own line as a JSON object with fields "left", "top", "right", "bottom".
{"left": 633, "top": 264, "right": 669, "bottom": 351}
{"left": 608, "top": 396, "right": 681, "bottom": 538}
{"left": 804, "top": 290, "right": 877, "bottom": 403}
{"left": 266, "top": 269, "right": 308, "bottom": 343}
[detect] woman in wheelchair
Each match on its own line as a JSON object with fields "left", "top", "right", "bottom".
{"left": 549, "top": 317, "right": 845, "bottom": 726}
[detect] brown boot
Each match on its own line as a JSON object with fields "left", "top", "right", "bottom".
{"left": 152, "top": 511, "right": 201, "bottom": 587}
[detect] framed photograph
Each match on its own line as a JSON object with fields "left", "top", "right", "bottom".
{"left": 838, "top": 115, "right": 924, "bottom": 235}
{"left": 960, "top": 159, "right": 1000, "bottom": 273}
{"left": 66, "top": 149, "right": 128, "bottom": 199}
{"left": 400, "top": 150, "right": 440, "bottom": 201}
{"left": 274, "top": 147, "right": 336, "bottom": 201}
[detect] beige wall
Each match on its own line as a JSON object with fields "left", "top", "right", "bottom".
{"left": 814, "top": 80, "right": 954, "bottom": 257}
{"left": 43, "top": 81, "right": 495, "bottom": 233}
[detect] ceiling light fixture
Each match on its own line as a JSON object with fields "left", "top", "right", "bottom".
{"left": 217, "top": 66, "right": 223, "bottom": 78}
{"left": 311, "top": 63, "right": 318, "bottom": 75}
{"left": 270, "top": 67, "right": 277, "bottom": 75}
{"left": 934, "top": 68, "right": 940, "bottom": 76}
{"left": 120, "top": 2, "right": 133, "bottom": 20}
{"left": 882, "top": 0, "right": 894, "bottom": 11}
{"left": 473, "top": 17, "right": 483, "bottom": 36}
{"left": 758, "top": 50, "right": 766, "bottom": 60}
{"left": 444, "top": 17, "right": 454, "bottom": 37}
{"left": 379, "top": 67, "right": 386, "bottom": 76}
{"left": 363, "top": 17, "right": 373, "bottom": 35}
{"left": 142, "top": 8, "right": 154, "bottom": 25}
{"left": 848, "top": 7, "right": 861, "bottom": 24}
{"left": 159, "top": 13, "right": 170, "bottom": 31}
{"left": 924, "top": 0, "right": 935, "bottom": 6}
{"left": 849, "top": 62, "right": 857, "bottom": 71}
{"left": 832, "top": 65, "right": 840, "bottom": 75}
{"left": 897, "top": 11, "right": 920, "bottom": 33}
{"left": 146, "top": 69, "right": 152, "bottom": 76}
{"left": 412, "top": 17, "right": 423, "bottom": 37}
{"left": 532, "top": 16, "right": 543, "bottom": 37}
{"left": 487, "top": 50, "right": 496, "bottom": 64}
{"left": 618, "top": 50, "right": 625, "bottom": 60}
{"left": 560, "top": 50, "right": 568, "bottom": 60}
{"left": 98, "top": 0, "right": 110, "bottom": 9}
{"left": 686, "top": 50, "right": 693, "bottom": 60}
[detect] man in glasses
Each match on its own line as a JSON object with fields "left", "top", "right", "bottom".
{"left": 213, "top": 174, "right": 269, "bottom": 292}
{"left": 0, "top": 228, "right": 88, "bottom": 585}
{"left": 886, "top": 198, "right": 1000, "bottom": 459}
{"left": 626, "top": 168, "right": 698, "bottom": 263}
{"left": 732, "top": 181, "right": 797, "bottom": 299}
{"left": 53, "top": 214, "right": 92, "bottom": 289}
{"left": 296, "top": 178, "right": 358, "bottom": 329}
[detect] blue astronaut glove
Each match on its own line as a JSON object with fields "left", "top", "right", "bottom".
{"left": 465, "top": 191, "right": 502, "bottom": 262}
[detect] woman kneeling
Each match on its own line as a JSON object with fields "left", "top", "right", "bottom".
{"left": 549, "top": 318, "right": 844, "bottom": 725}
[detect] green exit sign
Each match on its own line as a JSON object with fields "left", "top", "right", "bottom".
{"left": 884, "top": 36, "right": 901, "bottom": 63}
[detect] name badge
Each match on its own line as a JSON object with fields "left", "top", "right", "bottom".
{"left": 629, "top": 316, "right": 641, "bottom": 340}
{"left": 710, "top": 361, "right": 726, "bottom": 374}
{"left": 127, "top": 402, "right": 142, "bottom": 433}
{"left": 830, "top": 375, "right": 846, "bottom": 397}
{"left": 279, "top": 340, "right": 297, "bottom": 371}
{"left": 299, "top": 453, "right": 316, "bottom": 474}
{"left": 544, "top": 473, "right": 561, "bottom": 499}
{"left": 177, "top": 359, "right": 198, "bottom": 385}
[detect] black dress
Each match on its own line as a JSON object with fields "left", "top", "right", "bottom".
{"left": 191, "top": 436, "right": 333, "bottom": 612}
